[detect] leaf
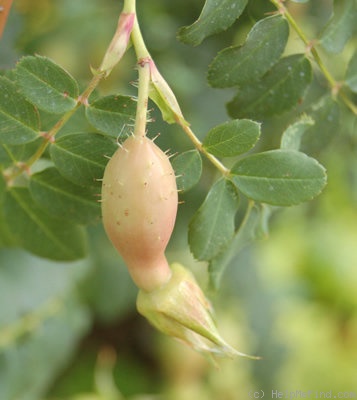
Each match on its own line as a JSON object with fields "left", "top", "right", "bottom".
{"left": 0, "top": 76, "right": 40, "bottom": 145}
{"left": 15, "top": 55, "right": 79, "bottom": 114}
{"left": 85, "top": 95, "right": 137, "bottom": 137}
{"left": 177, "top": 0, "right": 248, "bottom": 46}
{"left": 171, "top": 150, "right": 202, "bottom": 192}
{"left": 3, "top": 187, "right": 87, "bottom": 261}
{"left": 208, "top": 202, "right": 272, "bottom": 290}
{"left": 280, "top": 115, "right": 314, "bottom": 151}
{"left": 320, "top": 0, "right": 357, "bottom": 54}
{"left": 301, "top": 96, "right": 340, "bottom": 154}
{"left": 208, "top": 15, "right": 289, "bottom": 88}
{"left": 29, "top": 167, "right": 101, "bottom": 225}
{"left": 231, "top": 149, "right": 327, "bottom": 206}
{"left": 188, "top": 178, "right": 239, "bottom": 261}
{"left": 227, "top": 54, "right": 312, "bottom": 120}
{"left": 50, "top": 133, "right": 117, "bottom": 187}
{"left": 345, "top": 50, "right": 357, "bottom": 93}
{"left": 202, "top": 119, "right": 261, "bottom": 157}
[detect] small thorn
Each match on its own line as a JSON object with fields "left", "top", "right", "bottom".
{"left": 151, "top": 132, "right": 161, "bottom": 142}
{"left": 178, "top": 200, "right": 185, "bottom": 205}
{"left": 97, "top": 199, "right": 104, "bottom": 203}
{"left": 95, "top": 178, "right": 103, "bottom": 182}
{"left": 167, "top": 152, "right": 178, "bottom": 159}
{"left": 103, "top": 154, "right": 111, "bottom": 160}
{"left": 175, "top": 174, "right": 183, "bottom": 179}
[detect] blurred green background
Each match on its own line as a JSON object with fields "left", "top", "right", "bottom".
{"left": 0, "top": 0, "right": 356, "bottom": 399}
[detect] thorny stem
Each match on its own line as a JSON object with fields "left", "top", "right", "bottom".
{"left": 180, "top": 124, "right": 230, "bottom": 176}
{"left": 125, "top": 0, "right": 230, "bottom": 175}
{"left": 270, "top": 0, "right": 356, "bottom": 116}
{"left": 133, "top": 58, "right": 151, "bottom": 138}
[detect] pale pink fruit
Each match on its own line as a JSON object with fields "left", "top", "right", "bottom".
{"left": 101, "top": 135, "right": 178, "bottom": 291}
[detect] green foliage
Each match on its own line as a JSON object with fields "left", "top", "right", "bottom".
{"left": 0, "top": 0, "right": 356, "bottom": 397}
{"left": 208, "top": 15, "right": 289, "bottom": 88}
{"left": 15, "top": 55, "right": 79, "bottom": 114}
{"left": 202, "top": 119, "right": 260, "bottom": 157}
{"left": 227, "top": 54, "right": 313, "bottom": 119}
{"left": 50, "top": 133, "right": 117, "bottom": 187}
{"left": 345, "top": 50, "right": 357, "bottom": 92}
{"left": 231, "top": 150, "right": 327, "bottom": 206}
{"left": 319, "top": 0, "right": 357, "bottom": 54}
{"left": 177, "top": 0, "right": 248, "bottom": 46}
{"left": 3, "top": 187, "right": 87, "bottom": 261}
{"left": 188, "top": 178, "right": 239, "bottom": 261}
{"left": 0, "top": 76, "right": 40, "bottom": 145}
{"left": 171, "top": 149, "right": 202, "bottom": 192}
{"left": 85, "top": 95, "right": 137, "bottom": 137}
{"left": 29, "top": 167, "right": 101, "bottom": 225}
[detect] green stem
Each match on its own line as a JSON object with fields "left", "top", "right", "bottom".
{"left": 133, "top": 58, "right": 151, "bottom": 138}
{"left": 180, "top": 123, "right": 230, "bottom": 176}
{"left": 270, "top": 0, "right": 356, "bottom": 115}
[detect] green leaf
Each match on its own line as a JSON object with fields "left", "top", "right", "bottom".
{"left": 227, "top": 55, "right": 312, "bottom": 120}
{"left": 188, "top": 178, "right": 239, "bottom": 261}
{"left": 280, "top": 115, "right": 314, "bottom": 151}
{"left": 15, "top": 55, "right": 79, "bottom": 114}
{"left": 345, "top": 50, "right": 357, "bottom": 93}
{"left": 50, "top": 133, "right": 117, "bottom": 187}
{"left": 85, "top": 95, "right": 137, "bottom": 137}
{"left": 231, "top": 149, "right": 327, "bottom": 206}
{"left": 202, "top": 119, "right": 261, "bottom": 157}
{"left": 301, "top": 96, "right": 340, "bottom": 154}
{"left": 171, "top": 150, "right": 202, "bottom": 192}
{"left": 29, "top": 167, "right": 101, "bottom": 225}
{"left": 320, "top": 0, "right": 357, "bottom": 54}
{"left": 208, "top": 15, "right": 289, "bottom": 88}
{"left": 3, "top": 187, "right": 87, "bottom": 260}
{"left": 208, "top": 202, "right": 272, "bottom": 290}
{"left": 0, "top": 77, "right": 40, "bottom": 145}
{"left": 177, "top": 0, "right": 248, "bottom": 46}
{"left": 0, "top": 138, "right": 44, "bottom": 168}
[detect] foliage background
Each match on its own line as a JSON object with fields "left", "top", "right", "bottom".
{"left": 0, "top": 0, "right": 356, "bottom": 399}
